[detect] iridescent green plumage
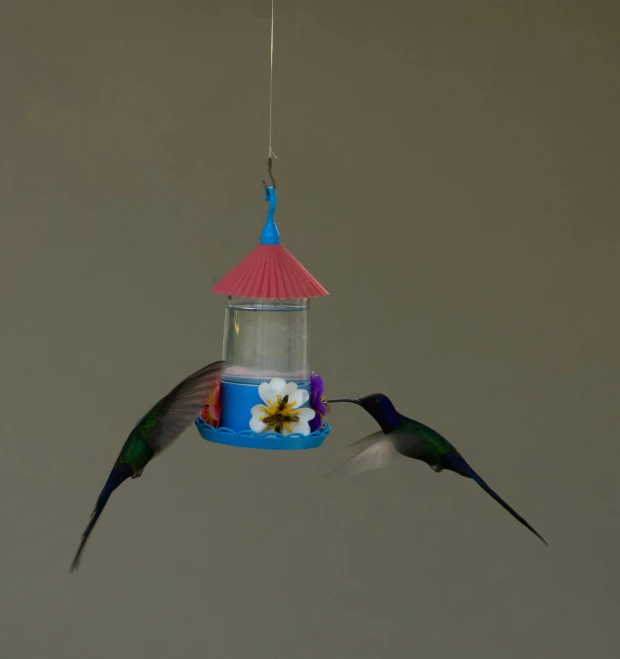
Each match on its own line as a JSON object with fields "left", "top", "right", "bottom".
{"left": 70, "top": 360, "right": 224, "bottom": 572}
{"left": 398, "top": 418, "right": 459, "bottom": 466}
{"left": 114, "top": 431, "right": 154, "bottom": 473}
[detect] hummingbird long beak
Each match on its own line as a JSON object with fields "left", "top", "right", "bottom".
{"left": 326, "top": 398, "right": 360, "bottom": 405}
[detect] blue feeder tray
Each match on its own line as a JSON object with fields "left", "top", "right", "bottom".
{"left": 195, "top": 418, "right": 332, "bottom": 450}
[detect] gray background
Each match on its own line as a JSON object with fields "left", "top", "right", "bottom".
{"left": 1, "top": 1, "right": 619, "bottom": 658}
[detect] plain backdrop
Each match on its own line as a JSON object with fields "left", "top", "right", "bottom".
{"left": 1, "top": 1, "right": 619, "bottom": 658}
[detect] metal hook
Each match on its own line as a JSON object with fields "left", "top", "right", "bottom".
{"left": 262, "top": 156, "right": 276, "bottom": 191}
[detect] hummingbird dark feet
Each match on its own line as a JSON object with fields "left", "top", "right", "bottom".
{"left": 131, "top": 468, "right": 143, "bottom": 479}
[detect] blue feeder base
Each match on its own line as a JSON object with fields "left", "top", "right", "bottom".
{"left": 195, "top": 417, "right": 332, "bottom": 450}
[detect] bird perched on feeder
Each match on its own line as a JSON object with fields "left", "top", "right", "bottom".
{"left": 327, "top": 393, "right": 547, "bottom": 545}
{"left": 70, "top": 360, "right": 225, "bottom": 572}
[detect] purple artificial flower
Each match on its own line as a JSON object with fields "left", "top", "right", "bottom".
{"left": 309, "top": 372, "right": 327, "bottom": 432}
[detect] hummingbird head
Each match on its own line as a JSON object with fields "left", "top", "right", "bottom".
{"left": 327, "top": 393, "right": 400, "bottom": 433}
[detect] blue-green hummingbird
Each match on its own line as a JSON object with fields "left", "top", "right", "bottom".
{"left": 70, "top": 360, "right": 225, "bottom": 572}
{"left": 327, "top": 393, "right": 547, "bottom": 545}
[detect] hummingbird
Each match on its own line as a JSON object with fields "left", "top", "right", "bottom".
{"left": 327, "top": 393, "right": 547, "bottom": 545}
{"left": 69, "top": 360, "right": 225, "bottom": 572}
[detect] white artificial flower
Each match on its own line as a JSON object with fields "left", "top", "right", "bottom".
{"left": 249, "top": 378, "right": 315, "bottom": 436}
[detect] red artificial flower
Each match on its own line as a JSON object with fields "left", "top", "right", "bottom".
{"left": 200, "top": 380, "right": 221, "bottom": 428}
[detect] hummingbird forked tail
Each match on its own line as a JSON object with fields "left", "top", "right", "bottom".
{"left": 442, "top": 454, "right": 547, "bottom": 546}
{"left": 69, "top": 462, "right": 134, "bottom": 573}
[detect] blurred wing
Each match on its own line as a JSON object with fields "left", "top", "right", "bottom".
{"left": 326, "top": 430, "right": 403, "bottom": 479}
{"left": 138, "top": 360, "right": 225, "bottom": 454}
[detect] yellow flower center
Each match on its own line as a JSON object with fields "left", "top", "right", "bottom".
{"left": 260, "top": 394, "right": 300, "bottom": 434}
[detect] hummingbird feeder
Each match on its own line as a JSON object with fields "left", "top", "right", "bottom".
{"left": 195, "top": 3, "right": 331, "bottom": 450}
{"left": 195, "top": 164, "right": 332, "bottom": 450}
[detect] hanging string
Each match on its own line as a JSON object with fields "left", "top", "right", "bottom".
{"left": 267, "top": 0, "right": 277, "bottom": 169}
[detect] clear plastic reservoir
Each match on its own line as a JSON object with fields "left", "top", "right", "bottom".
{"left": 222, "top": 297, "right": 310, "bottom": 383}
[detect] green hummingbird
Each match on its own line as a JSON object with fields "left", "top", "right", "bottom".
{"left": 69, "top": 360, "right": 225, "bottom": 572}
{"left": 327, "top": 393, "right": 547, "bottom": 545}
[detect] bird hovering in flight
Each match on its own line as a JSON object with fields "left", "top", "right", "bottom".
{"left": 70, "top": 360, "right": 225, "bottom": 572}
{"left": 327, "top": 393, "right": 547, "bottom": 545}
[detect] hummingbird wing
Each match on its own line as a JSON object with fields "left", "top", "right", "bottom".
{"left": 325, "top": 430, "right": 404, "bottom": 478}
{"left": 143, "top": 359, "right": 225, "bottom": 454}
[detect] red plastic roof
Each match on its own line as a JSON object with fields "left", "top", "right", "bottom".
{"left": 211, "top": 244, "right": 328, "bottom": 299}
